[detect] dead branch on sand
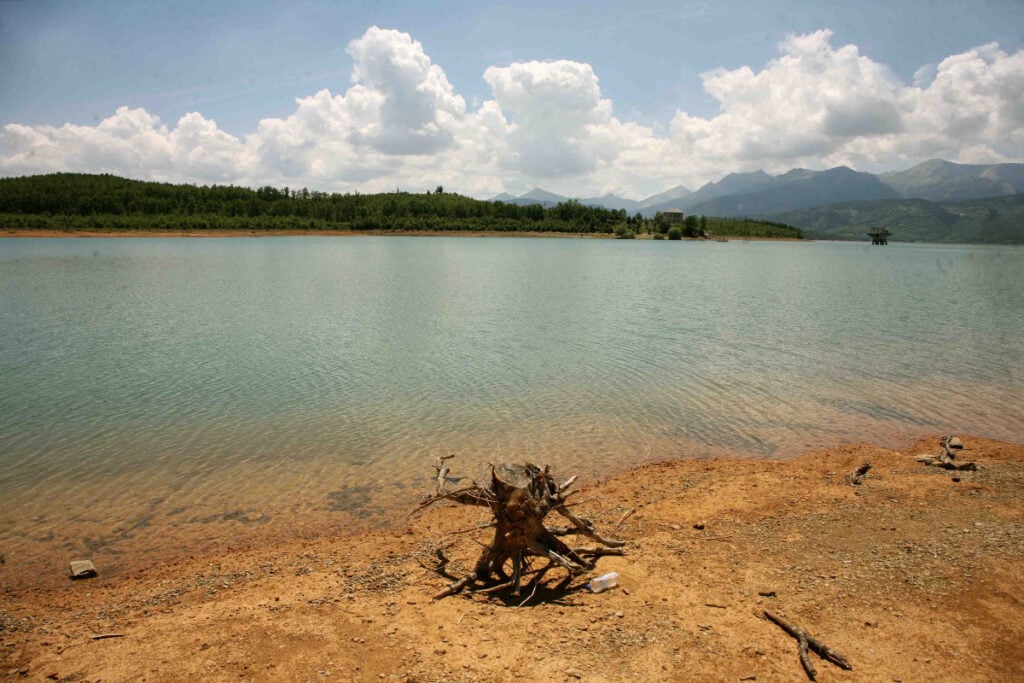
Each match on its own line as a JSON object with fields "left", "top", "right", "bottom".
{"left": 764, "top": 611, "right": 852, "bottom": 681}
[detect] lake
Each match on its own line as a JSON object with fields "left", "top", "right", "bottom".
{"left": 1, "top": 236, "right": 1022, "bottom": 586}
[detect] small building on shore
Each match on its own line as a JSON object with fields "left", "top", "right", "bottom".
{"left": 663, "top": 208, "right": 684, "bottom": 223}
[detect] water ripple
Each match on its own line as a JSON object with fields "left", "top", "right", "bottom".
{"left": 1, "top": 237, "right": 1022, "bottom": 583}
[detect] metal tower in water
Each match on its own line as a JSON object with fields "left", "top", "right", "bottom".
{"left": 868, "top": 227, "right": 891, "bottom": 245}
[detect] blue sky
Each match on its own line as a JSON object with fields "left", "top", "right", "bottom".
{"left": 1, "top": 0, "right": 1022, "bottom": 198}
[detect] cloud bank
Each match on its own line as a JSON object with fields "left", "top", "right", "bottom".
{"left": 1, "top": 27, "right": 1022, "bottom": 198}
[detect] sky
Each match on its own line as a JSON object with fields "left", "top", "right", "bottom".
{"left": 1, "top": 0, "right": 1022, "bottom": 199}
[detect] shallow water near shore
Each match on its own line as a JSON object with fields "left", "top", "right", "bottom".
{"left": 1, "top": 236, "right": 1022, "bottom": 585}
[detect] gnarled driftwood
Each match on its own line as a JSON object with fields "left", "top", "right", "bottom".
{"left": 414, "top": 456, "right": 625, "bottom": 601}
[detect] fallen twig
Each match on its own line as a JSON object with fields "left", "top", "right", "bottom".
{"left": 764, "top": 611, "right": 852, "bottom": 681}
{"left": 572, "top": 547, "right": 625, "bottom": 557}
{"left": 90, "top": 633, "right": 125, "bottom": 640}
{"left": 469, "top": 579, "right": 515, "bottom": 595}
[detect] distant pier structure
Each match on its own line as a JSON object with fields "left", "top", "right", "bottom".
{"left": 868, "top": 227, "right": 891, "bottom": 245}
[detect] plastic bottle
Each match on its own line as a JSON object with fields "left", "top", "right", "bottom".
{"left": 587, "top": 571, "right": 619, "bottom": 593}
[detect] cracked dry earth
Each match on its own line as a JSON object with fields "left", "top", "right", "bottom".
{"left": 2, "top": 434, "right": 1023, "bottom": 682}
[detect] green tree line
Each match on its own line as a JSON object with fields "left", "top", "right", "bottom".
{"left": 0, "top": 173, "right": 802, "bottom": 239}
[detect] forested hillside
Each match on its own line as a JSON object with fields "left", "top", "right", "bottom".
{"left": 0, "top": 173, "right": 803, "bottom": 238}
{"left": 0, "top": 173, "right": 623, "bottom": 233}
{"left": 770, "top": 193, "right": 1024, "bottom": 243}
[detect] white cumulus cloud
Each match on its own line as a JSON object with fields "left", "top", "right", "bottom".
{"left": 483, "top": 60, "right": 616, "bottom": 177}
{"left": 346, "top": 26, "right": 466, "bottom": 155}
{"left": 1, "top": 27, "right": 1022, "bottom": 198}
{"left": 0, "top": 107, "right": 245, "bottom": 183}
{"left": 670, "top": 29, "right": 1024, "bottom": 177}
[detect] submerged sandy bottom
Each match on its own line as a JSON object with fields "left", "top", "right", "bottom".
{"left": 0, "top": 415, "right": 980, "bottom": 595}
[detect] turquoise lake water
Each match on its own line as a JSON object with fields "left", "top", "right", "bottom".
{"left": 1, "top": 236, "right": 1022, "bottom": 583}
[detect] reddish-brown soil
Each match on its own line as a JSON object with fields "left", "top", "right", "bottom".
{"left": 2, "top": 434, "right": 1023, "bottom": 682}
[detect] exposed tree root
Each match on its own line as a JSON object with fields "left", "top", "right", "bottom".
{"left": 415, "top": 457, "right": 626, "bottom": 600}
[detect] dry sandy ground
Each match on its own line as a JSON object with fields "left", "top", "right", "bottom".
{"left": 2, "top": 434, "right": 1023, "bottom": 682}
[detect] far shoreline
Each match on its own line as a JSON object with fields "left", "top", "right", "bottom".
{"left": 2, "top": 227, "right": 809, "bottom": 241}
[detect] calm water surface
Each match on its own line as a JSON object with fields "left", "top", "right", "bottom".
{"left": 1, "top": 236, "right": 1022, "bottom": 583}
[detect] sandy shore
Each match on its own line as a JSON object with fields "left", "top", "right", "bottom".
{"left": 2, "top": 434, "right": 1022, "bottom": 681}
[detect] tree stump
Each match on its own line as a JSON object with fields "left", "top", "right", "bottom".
{"left": 415, "top": 457, "right": 625, "bottom": 600}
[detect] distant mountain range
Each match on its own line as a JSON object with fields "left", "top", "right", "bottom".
{"left": 492, "top": 160, "right": 1024, "bottom": 243}
{"left": 491, "top": 186, "right": 694, "bottom": 213}
{"left": 879, "top": 159, "right": 1024, "bottom": 202}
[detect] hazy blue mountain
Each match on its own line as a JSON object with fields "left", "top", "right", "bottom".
{"left": 768, "top": 193, "right": 1024, "bottom": 244}
{"left": 494, "top": 186, "right": 688, "bottom": 213}
{"left": 637, "top": 184, "right": 693, "bottom": 211}
{"left": 520, "top": 188, "right": 568, "bottom": 203}
{"left": 490, "top": 188, "right": 568, "bottom": 208}
{"left": 684, "top": 170, "right": 773, "bottom": 205}
{"left": 688, "top": 166, "right": 899, "bottom": 217}
{"left": 642, "top": 170, "right": 772, "bottom": 215}
{"left": 579, "top": 193, "right": 641, "bottom": 212}
{"left": 879, "top": 159, "right": 1024, "bottom": 201}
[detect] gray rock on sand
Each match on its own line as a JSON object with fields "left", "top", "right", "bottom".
{"left": 69, "top": 560, "right": 97, "bottom": 579}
